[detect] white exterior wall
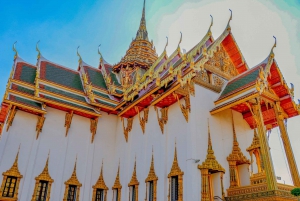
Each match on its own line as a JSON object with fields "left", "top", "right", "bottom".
{"left": 0, "top": 85, "right": 255, "bottom": 201}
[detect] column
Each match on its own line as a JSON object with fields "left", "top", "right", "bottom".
{"left": 252, "top": 101, "right": 277, "bottom": 190}
{"left": 274, "top": 102, "right": 300, "bottom": 187}
{"left": 201, "top": 169, "right": 209, "bottom": 201}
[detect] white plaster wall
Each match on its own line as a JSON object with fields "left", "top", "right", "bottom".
{"left": 0, "top": 84, "right": 257, "bottom": 201}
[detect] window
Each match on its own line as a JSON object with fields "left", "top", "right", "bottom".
{"left": 171, "top": 176, "right": 178, "bottom": 201}
{"left": 113, "top": 189, "right": 119, "bottom": 201}
{"left": 95, "top": 189, "right": 104, "bottom": 201}
{"left": 2, "top": 176, "right": 17, "bottom": 197}
{"left": 148, "top": 181, "right": 153, "bottom": 201}
{"left": 67, "top": 185, "right": 77, "bottom": 201}
{"left": 131, "top": 186, "right": 136, "bottom": 201}
{"left": 35, "top": 180, "right": 48, "bottom": 201}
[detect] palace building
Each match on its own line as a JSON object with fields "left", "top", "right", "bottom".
{"left": 0, "top": 1, "right": 299, "bottom": 201}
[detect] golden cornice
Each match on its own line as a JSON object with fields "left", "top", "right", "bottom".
{"left": 4, "top": 99, "right": 46, "bottom": 115}
{"left": 35, "top": 97, "right": 101, "bottom": 117}
{"left": 214, "top": 85, "right": 256, "bottom": 105}
{"left": 210, "top": 92, "right": 259, "bottom": 115}
{"left": 150, "top": 84, "right": 181, "bottom": 106}
{"left": 39, "top": 79, "right": 85, "bottom": 96}
{"left": 11, "top": 79, "right": 35, "bottom": 89}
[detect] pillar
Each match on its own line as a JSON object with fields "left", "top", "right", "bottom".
{"left": 252, "top": 101, "right": 277, "bottom": 190}
{"left": 201, "top": 169, "right": 209, "bottom": 201}
{"left": 274, "top": 102, "right": 300, "bottom": 186}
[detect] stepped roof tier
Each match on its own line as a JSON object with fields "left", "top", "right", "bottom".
{"left": 0, "top": 9, "right": 299, "bottom": 138}
{"left": 211, "top": 39, "right": 299, "bottom": 128}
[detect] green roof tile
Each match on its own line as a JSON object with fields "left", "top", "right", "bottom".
{"left": 45, "top": 63, "right": 83, "bottom": 91}
{"left": 44, "top": 85, "right": 86, "bottom": 102}
{"left": 86, "top": 67, "right": 107, "bottom": 89}
{"left": 20, "top": 65, "right": 36, "bottom": 84}
{"left": 220, "top": 68, "right": 259, "bottom": 99}
{"left": 96, "top": 99, "right": 116, "bottom": 107}
{"left": 17, "top": 86, "right": 35, "bottom": 96}
{"left": 44, "top": 95, "right": 94, "bottom": 112}
{"left": 93, "top": 90, "right": 110, "bottom": 99}
{"left": 12, "top": 95, "right": 41, "bottom": 108}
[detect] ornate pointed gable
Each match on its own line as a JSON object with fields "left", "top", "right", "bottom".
{"left": 112, "top": 162, "right": 122, "bottom": 189}
{"left": 227, "top": 112, "right": 250, "bottom": 165}
{"left": 3, "top": 147, "right": 22, "bottom": 178}
{"left": 246, "top": 129, "right": 260, "bottom": 153}
{"left": 198, "top": 121, "right": 225, "bottom": 173}
{"left": 35, "top": 153, "right": 53, "bottom": 182}
{"left": 93, "top": 161, "right": 108, "bottom": 190}
{"left": 168, "top": 142, "right": 184, "bottom": 177}
{"left": 65, "top": 158, "right": 82, "bottom": 187}
{"left": 145, "top": 151, "right": 158, "bottom": 182}
{"left": 128, "top": 158, "right": 139, "bottom": 186}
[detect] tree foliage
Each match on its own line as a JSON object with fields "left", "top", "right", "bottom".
{"left": 291, "top": 188, "right": 300, "bottom": 197}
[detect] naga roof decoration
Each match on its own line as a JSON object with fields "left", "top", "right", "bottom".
{"left": 198, "top": 121, "right": 225, "bottom": 173}
{"left": 1, "top": 8, "right": 298, "bottom": 138}
{"left": 211, "top": 37, "right": 299, "bottom": 129}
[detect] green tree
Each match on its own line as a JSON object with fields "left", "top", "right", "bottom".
{"left": 291, "top": 188, "right": 300, "bottom": 201}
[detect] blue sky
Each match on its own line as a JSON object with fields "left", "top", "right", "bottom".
{"left": 1, "top": 0, "right": 300, "bottom": 185}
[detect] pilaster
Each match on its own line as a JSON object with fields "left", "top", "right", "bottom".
{"left": 274, "top": 102, "right": 300, "bottom": 187}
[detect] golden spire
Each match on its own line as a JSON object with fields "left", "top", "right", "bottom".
{"left": 227, "top": 112, "right": 250, "bottom": 164}
{"left": 198, "top": 119, "right": 225, "bottom": 173}
{"left": 146, "top": 147, "right": 158, "bottom": 182}
{"left": 35, "top": 151, "right": 53, "bottom": 182}
{"left": 93, "top": 159, "right": 108, "bottom": 190}
{"left": 135, "top": 0, "right": 148, "bottom": 41}
{"left": 113, "top": 160, "right": 122, "bottom": 189}
{"left": 3, "top": 145, "right": 23, "bottom": 178}
{"left": 36, "top": 40, "right": 41, "bottom": 60}
{"left": 246, "top": 129, "right": 261, "bottom": 152}
{"left": 65, "top": 156, "right": 82, "bottom": 186}
{"left": 128, "top": 157, "right": 139, "bottom": 186}
{"left": 168, "top": 141, "right": 183, "bottom": 177}
{"left": 13, "top": 41, "right": 18, "bottom": 60}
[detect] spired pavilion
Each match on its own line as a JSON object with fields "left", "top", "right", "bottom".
{"left": 0, "top": 1, "right": 299, "bottom": 201}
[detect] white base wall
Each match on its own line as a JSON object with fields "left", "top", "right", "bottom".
{"left": 0, "top": 85, "right": 256, "bottom": 201}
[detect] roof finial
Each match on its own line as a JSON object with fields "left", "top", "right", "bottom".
{"left": 178, "top": 32, "right": 183, "bottom": 47}
{"left": 164, "top": 36, "right": 169, "bottom": 51}
{"left": 77, "top": 46, "right": 82, "bottom": 64}
{"left": 36, "top": 40, "right": 41, "bottom": 60}
{"left": 98, "top": 44, "right": 103, "bottom": 63}
{"left": 174, "top": 139, "right": 178, "bottom": 162}
{"left": 226, "top": 9, "right": 233, "bottom": 30}
{"left": 135, "top": 0, "right": 148, "bottom": 41}
{"left": 270, "top": 36, "right": 277, "bottom": 56}
{"left": 208, "top": 119, "right": 212, "bottom": 148}
{"left": 231, "top": 111, "right": 237, "bottom": 142}
{"left": 209, "top": 15, "right": 213, "bottom": 32}
{"left": 13, "top": 41, "right": 18, "bottom": 60}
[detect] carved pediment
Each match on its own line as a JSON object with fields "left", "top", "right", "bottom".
{"left": 204, "top": 46, "right": 237, "bottom": 79}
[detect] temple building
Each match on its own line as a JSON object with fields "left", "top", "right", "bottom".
{"left": 0, "top": 1, "right": 300, "bottom": 201}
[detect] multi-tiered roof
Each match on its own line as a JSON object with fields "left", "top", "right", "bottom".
{"left": 0, "top": 3, "right": 298, "bottom": 140}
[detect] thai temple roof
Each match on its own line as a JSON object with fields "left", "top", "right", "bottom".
{"left": 0, "top": 3, "right": 299, "bottom": 137}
